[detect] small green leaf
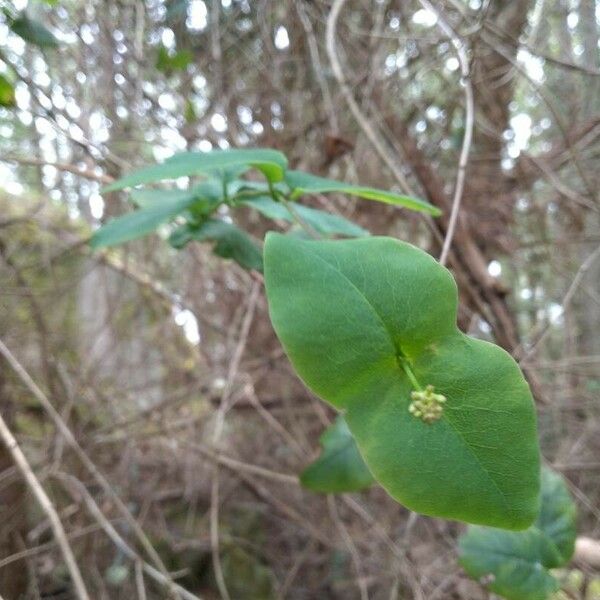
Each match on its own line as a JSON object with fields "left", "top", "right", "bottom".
{"left": 459, "top": 468, "right": 576, "bottom": 600}
{"left": 285, "top": 170, "right": 441, "bottom": 216}
{"left": 91, "top": 195, "right": 197, "bottom": 248}
{"left": 264, "top": 234, "right": 540, "bottom": 529}
{"left": 156, "top": 46, "right": 193, "bottom": 72}
{"left": 301, "top": 416, "right": 375, "bottom": 493}
{"left": 129, "top": 181, "right": 222, "bottom": 209}
{"left": 242, "top": 197, "right": 368, "bottom": 238}
{"left": 169, "top": 219, "right": 263, "bottom": 271}
{"left": 129, "top": 188, "right": 199, "bottom": 209}
{"left": 184, "top": 99, "right": 197, "bottom": 123}
{"left": 10, "top": 13, "right": 59, "bottom": 48}
{"left": 103, "top": 149, "right": 288, "bottom": 192}
{"left": 0, "top": 75, "right": 16, "bottom": 107}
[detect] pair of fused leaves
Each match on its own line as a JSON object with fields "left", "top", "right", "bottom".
{"left": 91, "top": 148, "right": 438, "bottom": 269}
{"left": 459, "top": 468, "right": 577, "bottom": 600}
{"left": 264, "top": 233, "right": 540, "bottom": 529}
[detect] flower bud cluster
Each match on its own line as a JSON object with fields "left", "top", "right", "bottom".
{"left": 408, "top": 384, "right": 447, "bottom": 423}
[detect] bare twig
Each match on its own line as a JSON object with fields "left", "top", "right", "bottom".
{"left": 1, "top": 155, "right": 113, "bottom": 185}
{"left": 325, "top": 0, "right": 415, "bottom": 197}
{"left": 518, "top": 243, "right": 600, "bottom": 361}
{"left": 0, "top": 338, "right": 179, "bottom": 595}
{"left": 135, "top": 561, "right": 148, "bottom": 600}
{"left": 210, "top": 281, "right": 261, "bottom": 600}
{"left": 0, "top": 414, "right": 90, "bottom": 600}
{"left": 296, "top": 2, "right": 338, "bottom": 130}
{"left": 418, "top": 1, "right": 474, "bottom": 266}
{"left": 328, "top": 496, "right": 369, "bottom": 600}
{"left": 55, "top": 473, "right": 202, "bottom": 600}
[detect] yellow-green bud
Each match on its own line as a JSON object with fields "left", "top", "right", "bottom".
{"left": 408, "top": 384, "right": 447, "bottom": 424}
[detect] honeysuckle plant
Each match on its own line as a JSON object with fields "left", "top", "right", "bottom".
{"left": 92, "top": 147, "right": 542, "bottom": 532}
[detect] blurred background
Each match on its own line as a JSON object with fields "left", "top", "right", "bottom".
{"left": 0, "top": 0, "right": 599, "bottom": 598}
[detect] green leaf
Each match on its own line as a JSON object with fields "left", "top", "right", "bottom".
{"left": 156, "top": 46, "right": 193, "bottom": 72}
{"left": 103, "top": 149, "right": 288, "bottom": 192}
{"left": 459, "top": 468, "right": 576, "bottom": 600}
{"left": 129, "top": 181, "right": 222, "bottom": 210}
{"left": 90, "top": 195, "right": 197, "bottom": 249}
{"left": 285, "top": 170, "right": 441, "bottom": 216}
{"left": 242, "top": 197, "right": 368, "bottom": 238}
{"left": 10, "top": 13, "right": 59, "bottom": 48}
{"left": 169, "top": 219, "right": 263, "bottom": 271}
{"left": 184, "top": 99, "right": 197, "bottom": 123}
{"left": 534, "top": 468, "right": 577, "bottom": 566}
{"left": 301, "top": 416, "right": 375, "bottom": 493}
{"left": 459, "top": 528, "right": 559, "bottom": 600}
{"left": 129, "top": 188, "right": 199, "bottom": 209}
{"left": 0, "top": 75, "right": 16, "bottom": 107}
{"left": 263, "top": 234, "right": 540, "bottom": 529}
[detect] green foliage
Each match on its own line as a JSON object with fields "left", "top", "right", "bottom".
{"left": 91, "top": 150, "right": 542, "bottom": 531}
{"left": 102, "top": 149, "right": 289, "bottom": 190}
{"left": 263, "top": 233, "right": 540, "bottom": 529}
{"left": 169, "top": 219, "right": 263, "bottom": 271}
{"left": 0, "top": 74, "right": 16, "bottom": 107}
{"left": 90, "top": 193, "right": 199, "bottom": 249}
{"left": 459, "top": 468, "right": 577, "bottom": 600}
{"left": 536, "top": 468, "right": 577, "bottom": 564}
{"left": 285, "top": 170, "right": 441, "bottom": 215}
{"left": 300, "top": 416, "right": 375, "bottom": 493}
{"left": 93, "top": 148, "right": 438, "bottom": 271}
{"left": 10, "top": 12, "right": 59, "bottom": 48}
{"left": 90, "top": 147, "right": 544, "bottom": 533}
{"left": 241, "top": 197, "right": 368, "bottom": 238}
{"left": 156, "top": 46, "right": 193, "bottom": 73}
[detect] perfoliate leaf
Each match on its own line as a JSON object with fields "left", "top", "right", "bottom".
{"left": 90, "top": 195, "right": 198, "bottom": 248}
{"left": 300, "top": 416, "right": 375, "bottom": 493}
{"left": 264, "top": 234, "right": 540, "bottom": 529}
{"left": 459, "top": 468, "right": 576, "bottom": 600}
{"left": 0, "top": 75, "right": 16, "bottom": 107}
{"left": 103, "top": 149, "right": 288, "bottom": 192}
{"left": 285, "top": 170, "right": 441, "bottom": 216}
{"left": 242, "top": 196, "right": 368, "bottom": 238}
{"left": 10, "top": 13, "right": 59, "bottom": 48}
{"left": 169, "top": 219, "right": 263, "bottom": 271}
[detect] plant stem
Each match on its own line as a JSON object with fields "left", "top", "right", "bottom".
{"left": 397, "top": 356, "right": 423, "bottom": 391}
